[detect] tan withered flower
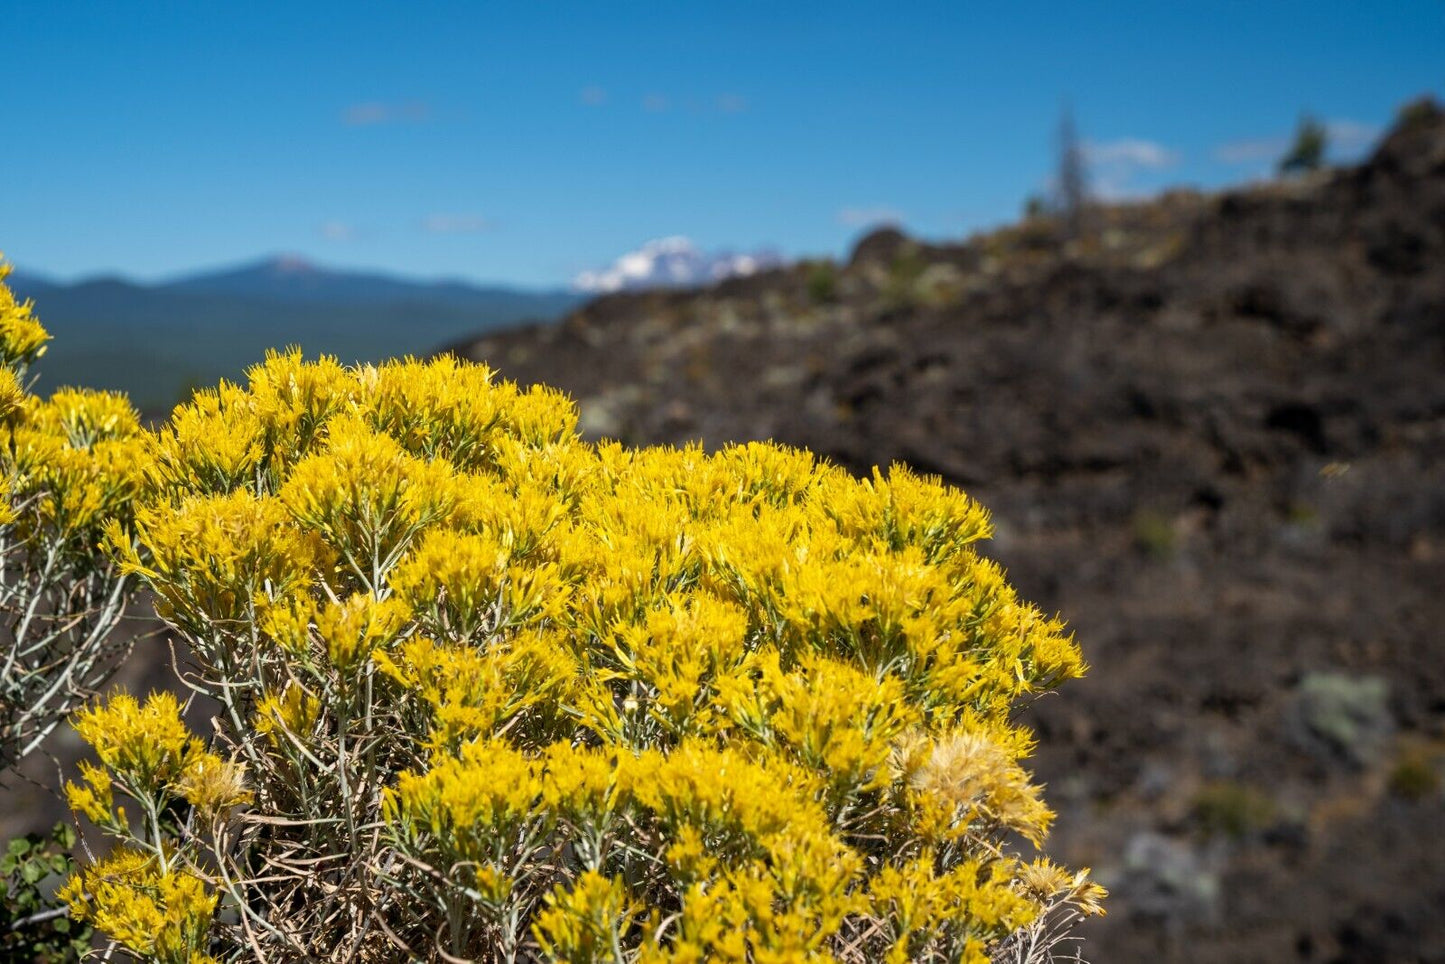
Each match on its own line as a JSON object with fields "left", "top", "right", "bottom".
{"left": 176, "top": 752, "right": 253, "bottom": 818}
{"left": 910, "top": 731, "right": 1054, "bottom": 845}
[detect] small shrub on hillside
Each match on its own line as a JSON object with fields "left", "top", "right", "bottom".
{"left": 18, "top": 281, "right": 1104, "bottom": 959}
{"left": 1388, "top": 743, "right": 1442, "bottom": 801}
{"left": 1022, "top": 195, "right": 1049, "bottom": 222}
{"left": 882, "top": 247, "right": 928, "bottom": 309}
{"left": 1279, "top": 114, "right": 1328, "bottom": 175}
{"left": 1131, "top": 508, "right": 1176, "bottom": 560}
{"left": 1191, "top": 782, "right": 1275, "bottom": 841}
{"left": 805, "top": 260, "right": 839, "bottom": 305}
{"left": 1394, "top": 96, "right": 1440, "bottom": 134}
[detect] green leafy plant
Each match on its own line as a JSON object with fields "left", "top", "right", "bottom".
{"left": 1, "top": 823, "right": 93, "bottom": 962}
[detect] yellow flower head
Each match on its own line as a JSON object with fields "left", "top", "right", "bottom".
{"left": 280, "top": 413, "right": 461, "bottom": 571}
{"left": 254, "top": 682, "right": 322, "bottom": 745}
{"left": 27, "top": 388, "right": 141, "bottom": 449}
{"left": 315, "top": 592, "right": 411, "bottom": 672}
{"left": 66, "top": 760, "right": 117, "bottom": 825}
{"left": 533, "top": 871, "right": 639, "bottom": 964}
{"left": 71, "top": 691, "right": 198, "bottom": 790}
{"left": 150, "top": 381, "right": 266, "bottom": 493}
{"left": 0, "top": 259, "right": 51, "bottom": 367}
{"left": 0, "top": 366, "right": 25, "bottom": 423}
{"left": 176, "top": 751, "right": 253, "bottom": 817}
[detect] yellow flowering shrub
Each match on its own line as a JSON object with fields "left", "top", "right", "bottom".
{"left": 56, "top": 333, "right": 1103, "bottom": 960}
{"left": 0, "top": 260, "right": 147, "bottom": 771}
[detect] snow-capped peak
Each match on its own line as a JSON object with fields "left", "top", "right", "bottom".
{"left": 267, "top": 254, "right": 320, "bottom": 275}
{"left": 573, "top": 237, "right": 783, "bottom": 293}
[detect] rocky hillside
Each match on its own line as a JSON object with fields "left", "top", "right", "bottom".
{"left": 452, "top": 102, "right": 1445, "bottom": 963}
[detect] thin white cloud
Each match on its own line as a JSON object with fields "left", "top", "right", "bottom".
{"left": 1214, "top": 137, "right": 1285, "bottom": 164}
{"left": 1081, "top": 137, "right": 1181, "bottom": 200}
{"left": 621, "top": 91, "right": 751, "bottom": 115}
{"left": 320, "top": 221, "right": 357, "bottom": 241}
{"left": 1088, "top": 178, "right": 1144, "bottom": 202}
{"left": 342, "top": 100, "right": 432, "bottom": 126}
{"left": 836, "top": 206, "right": 904, "bottom": 228}
{"left": 343, "top": 103, "right": 389, "bottom": 126}
{"left": 422, "top": 214, "right": 490, "bottom": 235}
{"left": 580, "top": 86, "right": 608, "bottom": 106}
{"left": 1085, "top": 138, "right": 1180, "bottom": 169}
{"left": 1326, "top": 119, "right": 1381, "bottom": 150}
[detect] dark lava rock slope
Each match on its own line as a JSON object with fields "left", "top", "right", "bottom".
{"left": 451, "top": 104, "right": 1445, "bottom": 964}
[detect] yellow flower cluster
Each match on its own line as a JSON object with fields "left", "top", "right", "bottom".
{"left": 1, "top": 261, "right": 149, "bottom": 541}
{"left": 4, "top": 393, "right": 149, "bottom": 544}
{"left": 58, "top": 849, "right": 219, "bottom": 964}
{"left": 61, "top": 345, "right": 1100, "bottom": 960}
{"left": 865, "top": 857, "right": 1038, "bottom": 964}
{"left": 534, "top": 870, "right": 639, "bottom": 964}
{"left": 62, "top": 693, "right": 248, "bottom": 961}
{"left": 66, "top": 691, "right": 251, "bottom": 826}
{"left": 71, "top": 691, "right": 197, "bottom": 787}
{"left": 1, "top": 263, "right": 149, "bottom": 783}
{"left": 0, "top": 259, "right": 50, "bottom": 371}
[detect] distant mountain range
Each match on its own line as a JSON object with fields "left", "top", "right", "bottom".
{"left": 8, "top": 257, "right": 580, "bottom": 412}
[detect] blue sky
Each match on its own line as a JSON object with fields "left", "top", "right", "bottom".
{"left": 4, "top": 1, "right": 1442, "bottom": 287}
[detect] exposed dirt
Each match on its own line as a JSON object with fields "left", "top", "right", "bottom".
{"left": 451, "top": 103, "right": 1445, "bottom": 963}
